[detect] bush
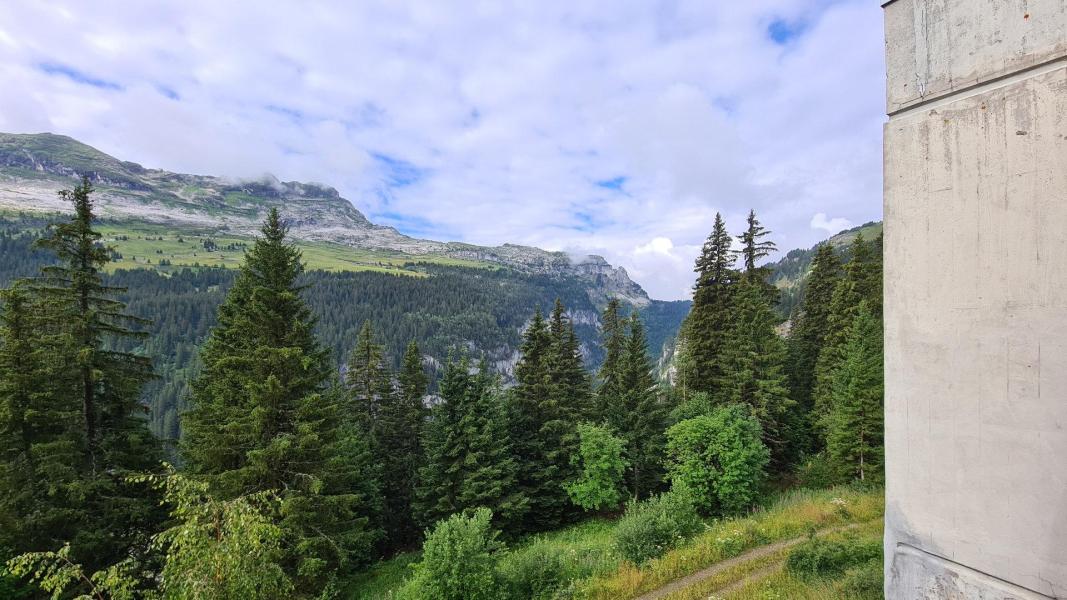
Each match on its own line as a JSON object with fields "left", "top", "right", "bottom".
{"left": 398, "top": 508, "right": 504, "bottom": 600}
{"left": 839, "top": 559, "right": 883, "bottom": 599}
{"left": 795, "top": 452, "right": 840, "bottom": 489}
{"left": 784, "top": 534, "right": 881, "bottom": 580}
{"left": 613, "top": 491, "right": 703, "bottom": 565}
{"left": 665, "top": 406, "right": 769, "bottom": 516}
{"left": 497, "top": 542, "right": 565, "bottom": 600}
{"left": 565, "top": 423, "right": 629, "bottom": 512}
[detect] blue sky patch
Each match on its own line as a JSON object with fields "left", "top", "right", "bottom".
{"left": 595, "top": 176, "right": 627, "bottom": 191}
{"left": 372, "top": 152, "right": 427, "bottom": 188}
{"left": 767, "top": 18, "right": 806, "bottom": 45}
{"left": 38, "top": 62, "right": 123, "bottom": 90}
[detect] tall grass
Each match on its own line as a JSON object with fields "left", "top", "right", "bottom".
{"left": 572, "top": 486, "right": 883, "bottom": 599}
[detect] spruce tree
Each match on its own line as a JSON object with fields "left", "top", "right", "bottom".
{"left": 717, "top": 280, "right": 796, "bottom": 470}
{"left": 785, "top": 243, "right": 842, "bottom": 415}
{"left": 736, "top": 209, "right": 778, "bottom": 298}
{"left": 826, "top": 304, "right": 884, "bottom": 483}
{"left": 376, "top": 341, "right": 428, "bottom": 549}
{"left": 345, "top": 321, "right": 394, "bottom": 430}
{"left": 416, "top": 356, "right": 526, "bottom": 534}
{"left": 610, "top": 313, "right": 665, "bottom": 500}
{"left": 595, "top": 298, "right": 626, "bottom": 420}
{"left": 679, "top": 213, "right": 739, "bottom": 396}
{"left": 2, "top": 177, "right": 163, "bottom": 571}
{"left": 181, "top": 208, "right": 380, "bottom": 590}
{"left": 812, "top": 233, "right": 882, "bottom": 435}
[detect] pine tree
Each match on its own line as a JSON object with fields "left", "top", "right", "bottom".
{"left": 826, "top": 304, "right": 884, "bottom": 483}
{"left": 345, "top": 321, "right": 394, "bottom": 430}
{"left": 812, "top": 233, "right": 882, "bottom": 435}
{"left": 2, "top": 177, "right": 164, "bottom": 570}
{"left": 376, "top": 341, "right": 428, "bottom": 550}
{"left": 595, "top": 298, "right": 626, "bottom": 419}
{"left": 181, "top": 208, "right": 380, "bottom": 590}
{"left": 610, "top": 313, "right": 665, "bottom": 500}
{"left": 717, "top": 280, "right": 796, "bottom": 470}
{"left": 736, "top": 210, "right": 778, "bottom": 296}
{"left": 548, "top": 299, "right": 593, "bottom": 422}
{"left": 679, "top": 213, "right": 739, "bottom": 396}
{"left": 785, "top": 243, "right": 842, "bottom": 415}
{"left": 416, "top": 357, "right": 526, "bottom": 534}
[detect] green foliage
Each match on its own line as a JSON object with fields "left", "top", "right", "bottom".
{"left": 510, "top": 300, "right": 594, "bottom": 532}
{"left": 0, "top": 178, "right": 163, "bottom": 573}
{"left": 826, "top": 304, "right": 884, "bottom": 483}
{"left": 666, "top": 391, "right": 715, "bottom": 424}
{"left": 664, "top": 406, "right": 769, "bottom": 515}
{"left": 565, "top": 423, "right": 629, "bottom": 512}
{"left": 148, "top": 470, "right": 292, "bottom": 600}
{"left": 784, "top": 534, "right": 881, "bottom": 580}
{"left": 180, "top": 209, "right": 380, "bottom": 592}
{"left": 5, "top": 543, "right": 143, "bottom": 600}
{"left": 496, "top": 542, "right": 566, "bottom": 600}
{"left": 678, "top": 212, "right": 738, "bottom": 396}
{"left": 415, "top": 356, "right": 527, "bottom": 533}
{"left": 795, "top": 452, "right": 840, "bottom": 489}
{"left": 613, "top": 491, "right": 703, "bottom": 565}
{"left": 839, "top": 559, "right": 883, "bottom": 599}
{"left": 785, "top": 243, "right": 841, "bottom": 419}
{"left": 717, "top": 279, "right": 796, "bottom": 470}
{"left": 399, "top": 508, "right": 504, "bottom": 600}
{"left": 607, "top": 313, "right": 666, "bottom": 500}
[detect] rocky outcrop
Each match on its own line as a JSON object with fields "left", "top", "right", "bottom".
{"left": 0, "top": 132, "right": 651, "bottom": 307}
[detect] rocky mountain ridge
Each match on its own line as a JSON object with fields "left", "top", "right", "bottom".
{"left": 0, "top": 132, "right": 648, "bottom": 306}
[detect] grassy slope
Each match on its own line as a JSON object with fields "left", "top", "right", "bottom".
{"left": 91, "top": 220, "right": 491, "bottom": 275}
{"left": 344, "top": 487, "right": 883, "bottom": 600}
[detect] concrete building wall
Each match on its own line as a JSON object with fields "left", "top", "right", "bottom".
{"left": 883, "top": 1, "right": 1067, "bottom": 598}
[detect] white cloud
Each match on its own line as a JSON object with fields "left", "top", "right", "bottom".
{"left": 0, "top": 0, "right": 885, "bottom": 300}
{"left": 810, "top": 212, "right": 852, "bottom": 234}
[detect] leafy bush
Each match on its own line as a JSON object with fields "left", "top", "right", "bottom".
{"left": 665, "top": 406, "right": 769, "bottom": 515}
{"left": 565, "top": 423, "right": 629, "bottom": 512}
{"left": 613, "top": 491, "right": 703, "bottom": 565}
{"left": 497, "top": 542, "right": 565, "bottom": 600}
{"left": 839, "top": 559, "right": 883, "bottom": 599}
{"left": 795, "top": 451, "right": 840, "bottom": 489}
{"left": 398, "top": 508, "right": 504, "bottom": 600}
{"left": 784, "top": 534, "right": 881, "bottom": 580}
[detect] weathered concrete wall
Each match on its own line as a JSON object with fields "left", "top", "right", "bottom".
{"left": 883, "top": 1, "right": 1067, "bottom": 598}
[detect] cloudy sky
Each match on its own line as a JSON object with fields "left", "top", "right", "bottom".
{"left": 0, "top": 1, "right": 885, "bottom": 300}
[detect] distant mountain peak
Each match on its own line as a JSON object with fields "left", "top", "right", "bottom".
{"left": 0, "top": 131, "right": 650, "bottom": 306}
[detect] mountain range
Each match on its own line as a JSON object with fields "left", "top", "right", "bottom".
{"left": 0, "top": 132, "right": 648, "bottom": 308}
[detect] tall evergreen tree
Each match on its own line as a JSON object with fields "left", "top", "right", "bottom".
{"left": 679, "top": 213, "right": 739, "bottom": 397}
{"left": 376, "top": 340, "right": 428, "bottom": 550}
{"left": 416, "top": 356, "right": 526, "bottom": 534}
{"left": 736, "top": 210, "right": 778, "bottom": 285}
{"left": 812, "top": 233, "right": 882, "bottom": 434}
{"left": 610, "top": 313, "right": 665, "bottom": 500}
{"left": 718, "top": 280, "right": 796, "bottom": 470}
{"left": 345, "top": 321, "right": 394, "bottom": 429}
{"left": 785, "top": 243, "right": 842, "bottom": 416}
{"left": 826, "top": 304, "right": 884, "bottom": 483}
{"left": 0, "top": 177, "right": 163, "bottom": 571}
{"left": 181, "top": 208, "right": 380, "bottom": 590}
{"left": 595, "top": 298, "right": 626, "bottom": 420}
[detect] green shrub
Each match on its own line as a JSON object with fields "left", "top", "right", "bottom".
{"left": 665, "top": 406, "right": 769, "bottom": 516}
{"left": 795, "top": 452, "right": 840, "bottom": 489}
{"left": 497, "top": 542, "right": 565, "bottom": 600}
{"left": 839, "top": 559, "right": 883, "bottom": 599}
{"left": 398, "top": 508, "right": 504, "bottom": 600}
{"left": 784, "top": 534, "right": 881, "bottom": 580}
{"left": 666, "top": 391, "right": 715, "bottom": 425}
{"left": 565, "top": 423, "right": 629, "bottom": 512}
{"left": 613, "top": 491, "right": 703, "bottom": 565}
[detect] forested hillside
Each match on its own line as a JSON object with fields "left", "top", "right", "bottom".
{"left": 0, "top": 215, "right": 683, "bottom": 442}
{"left": 1, "top": 179, "right": 883, "bottom": 599}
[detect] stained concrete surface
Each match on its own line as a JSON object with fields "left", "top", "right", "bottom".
{"left": 883, "top": 0, "right": 1067, "bottom": 598}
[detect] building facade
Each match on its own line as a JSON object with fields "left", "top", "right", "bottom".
{"left": 883, "top": 1, "right": 1067, "bottom": 598}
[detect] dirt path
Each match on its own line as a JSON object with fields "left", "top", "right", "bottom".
{"left": 633, "top": 523, "right": 862, "bottom": 600}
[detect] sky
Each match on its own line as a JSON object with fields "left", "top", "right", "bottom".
{"left": 0, "top": 1, "right": 886, "bottom": 300}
